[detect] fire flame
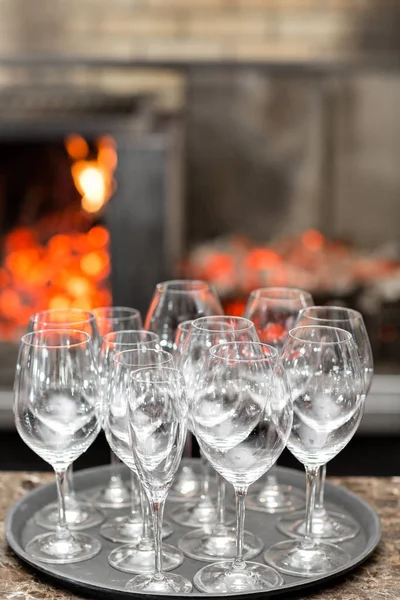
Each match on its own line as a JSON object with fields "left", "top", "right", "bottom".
{"left": 66, "top": 135, "right": 117, "bottom": 215}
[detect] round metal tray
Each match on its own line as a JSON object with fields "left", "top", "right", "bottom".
{"left": 5, "top": 462, "right": 381, "bottom": 599}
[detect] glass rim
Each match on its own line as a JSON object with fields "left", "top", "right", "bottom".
{"left": 21, "top": 329, "right": 91, "bottom": 349}
{"left": 130, "top": 366, "right": 185, "bottom": 384}
{"left": 156, "top": 279, "right": 212, "bottom": 294}
{"left": 103, "top": 329, "right": 159, "bottom": 347}
{"left": 192, "top": 315, "right": 255, "bottom": 334}
{"left": 176, "top": 319, "right": 194, "bottom": 333}
{"left": 93, "top": 306, "right": 141, "bottom": 322}
{"left": 113, "top": 348, "right": 173, "bottom": 367}
{"left": 30, "top": 308, "right": 95, "bottom": 326}
{"left": 210, "top": 341, "right": 278, "bottom": 362}
{"left": 299, "top": 305, "right": 363, "bottom": 323}
{"left": 249, "top": 286, "right": 313, "bottom": 303}
{"left": 288, "top": 325, "right": 353, "bottom": 344}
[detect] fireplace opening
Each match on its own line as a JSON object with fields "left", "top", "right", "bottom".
{"left": 182, "top": 230, "right": 400, "bottom": 375}
{"left": 0, "top": 134, "right": 115, "bottom": 342}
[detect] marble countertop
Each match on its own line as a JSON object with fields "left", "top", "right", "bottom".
{"left": 0, "top": 472, "right": 399, "bottom": 599}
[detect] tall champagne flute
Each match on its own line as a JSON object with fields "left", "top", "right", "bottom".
{"left": 125, "top": 367, "right": 192, "bottom": 593}
{"left": 265, "top": 326, "right": 364, "bottom": 577}
{"left": 105, "top": 349, "right": 180, "bottom": 574}
{"left": 277, "top": 306, "right": 373, "bottom": 542}
{"left": 145, "top": 279, "right": 223, "bottom": 502}
{"left": 93, "top": 307, "right": 143, "bottom": 509}
{"left": 14, "top": 330, "right": 102, "bottom": 563}
{"left": 98, "top": 330, "right": 161, "bottom": 543}
{"left": 190, "top": 341, "right": 292, "bottom": 593}
{"left": 176, "top": 317, "right": 262, "bottom": 564}
{"left": 244, "top": 287, "right": 313, "bottom": 514}
{"left": 28, "top": 309, "right": 104, "bottom": 530}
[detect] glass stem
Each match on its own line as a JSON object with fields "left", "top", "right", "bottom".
{"left": 266, "top": 463, "right": 278, "bottom": 487}
{"left": 303, "top": 465, "right": 320, "bottom": 549}
{"left": 65, "top": 464, "right": 74, "bottom": 498}
{"left": 233, "top": 487, "right": 248, "bottom": 570}
{"left": 130, "top": 471, "right": 140, "bottom": 519}
{"left": 109, "top": 450, "right": 123, "bottom": 488}
{"left": 55, "top": 469, "right": 72, "bottom": 541}
{"left": 139, "top": 485, "right": 151, "bottom": 541}
{"left": 316, "top": 464, "right": 326, "bottom": 510}
{"left": 216, "top": 472, "right": 226, "bottom": 526}
{"left": 200, "top": 451, "right": 210, "bottom": 497}
{"left": 151, "top": 498, "right": 166, "bottom": 580}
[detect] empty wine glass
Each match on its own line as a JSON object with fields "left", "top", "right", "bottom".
{"left": 125, "top": 367, "right": 192, "bottom": 594}
{"left": 145, "top": 279, "right": 223, "bottom": 502}
{"left": 177, "top": 317, "right": 262, "bottom": 564}
{"left": 98, "top": 330, "right": 160, "bottom": 543}
{"left": 93, "top": 307, "right": 143, "bottom": 509}
{"left": 277, "top": 307, "right": 373, "bottom": 543}
{"left": 190, "top": 341, "right": 292, "bottom": 593}
{"left": 264, "top": 326, "right": 364, "bottom": 577}
{"left": 14, "top": 330, "right": 102, "bottom": 563}
{"left": 105, "top": 349, "right": 180, "bottom": 574}
{"left": 145, "top": 280, "right": 223, "bottom": 352}
{"left": 28, "top": 309, "right": 104, "bottom": 531}
{"left": 244, "top": 287, "right": 313, "bottom": 514}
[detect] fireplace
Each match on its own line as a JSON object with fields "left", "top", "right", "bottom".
{"left": 0, "top": 65, "right": 184, "bottom": 417}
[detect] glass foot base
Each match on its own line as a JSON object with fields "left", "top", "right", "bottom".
{"left": 168, "top": 465, "right": 201, "bottom": 502}
{"left": 126, "top": 572, "right": 192, "bottom": 593}
{"left": 247, "top": 483, "right": 305, "bottom": 514}
{"left": 264, "top": 539, "right": 350, "bottom": 577}
{"left": 179, "top": 526, "right": 263, "bottom": 562}
{"left": 170, "top": 497, "right": 232, "bottom": 528}
{"left": 26, "top": 531, "right": 101, "bottom": 564}
{"left": 100, "top": 516, "right": 173, "bottom": 543}
{"left": 35, "top": 500, "right": 104, "bottom": 531}
{"left": 277, "top": 509, "right": 360, "bottom": 543}
{"left": 194, "top": 560, "right": 283, "bottom": 594}
{"left": 100, "top": 515, "right": 143, "bottom": 543}
{"left": 108, "top": 542, "right": 183, "bottom": 574}
{"left": 94, "top": 483, "right": 131, "bottom": 509}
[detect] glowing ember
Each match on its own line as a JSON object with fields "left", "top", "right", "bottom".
{"left": 183, "top": 230, "right": 400, "bottom": 303}
{"left": 0, "top": 224, "right": 112, "bottom": 340}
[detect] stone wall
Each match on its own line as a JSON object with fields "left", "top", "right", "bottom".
{"left": 0, "top": 0, "right": 398, "bottom": 65}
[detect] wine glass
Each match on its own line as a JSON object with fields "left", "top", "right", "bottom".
{"left": 145, "top": 279, "right": 223, "bottom": 502}
{"left": 93, "top": 307, "right": 143, "bottom": 337}
{"left": 190, "top": 341, "right": 292, "bottom": 593}
{"left": 145, "top": 280, "right": 223, "bottom": 352}
{"left": 105, "top": 349, "right": 180, "bottom": 574}
{"left": 14, "top": 330, "right": 102, "bottom": 563}
{"left": 92, "top": 307, "right": 143, "bottom": 509}
{"left": 125, "top": 367, "right": 192, "bottom": 594}
{"left": 28, "top": 309, "right": 104, "bottom": 530}
{"left": 176, "top": 317, "right": 262, "bottom": 564}
{"left": 277, "top": 306, "right": 373, "bottom": 542}
{"left": 98, "top": 330, "right": 161, "bottom": 543}
{"left": 244, "top": 287, "right": 313, "bottom": 514}
{"left": 264, "top": 326, "right": 364, "bottom": 577}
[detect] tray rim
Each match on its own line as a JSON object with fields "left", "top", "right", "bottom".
{"left": 5, "top": 463, "right": 382, "bottom": 599}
